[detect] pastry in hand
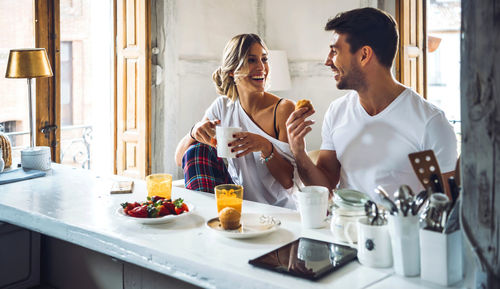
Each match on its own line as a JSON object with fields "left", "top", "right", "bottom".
{"left": 295, "top": 99, "right": 314, "bottom": 111}
{"left": 219, "top": 207, "right": 241, "bottom": 230}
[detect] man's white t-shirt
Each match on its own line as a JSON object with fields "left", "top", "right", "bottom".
{"left": 320, "top": 87, "right": 457, "bottom": 199}
{"left": 205, "top": 96, "right": 297, "bottom": 209}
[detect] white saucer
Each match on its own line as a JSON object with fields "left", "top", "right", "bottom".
{"left": 206, "top": 213, "right": 281, "bottom": 239}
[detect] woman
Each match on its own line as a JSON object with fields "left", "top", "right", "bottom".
{"left": 175, "top": 34, "right": 297, "bottom": 209}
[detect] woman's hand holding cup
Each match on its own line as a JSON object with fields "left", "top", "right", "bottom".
{"left": 192, "top": 119, "right": 220, "bottom": 147}
{"left": 228, "top": 132, "right": 272, "bottom": 158}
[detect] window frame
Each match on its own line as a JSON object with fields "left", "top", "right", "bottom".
{"left": 35, "top": 0, "right": 61, "bottom": 162}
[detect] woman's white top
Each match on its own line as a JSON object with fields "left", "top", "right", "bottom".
{"left": 204, "top": 96, "right": 297, "bottom": 209}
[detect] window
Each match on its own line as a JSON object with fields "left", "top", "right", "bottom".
{"left": 397, "top": 0, "right": 462, "bottom": 152}
{"left": 426, "top": 0, "right": 461, "bottom": 151}
{"left": 59, "top": 0, "right": 113, "bottom": 172}
{"left": 0, "top": 0, "right": 35, "bottom": 158}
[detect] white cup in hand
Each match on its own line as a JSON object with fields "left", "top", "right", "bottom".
{"left": 216, "top": 126, "right": 242, "bottom": 158}
{"left": 297, "top": 186, "right": 329, "bottom": 229}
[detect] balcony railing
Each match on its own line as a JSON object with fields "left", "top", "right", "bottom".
{"left": 60, "top": 125, "right": 92, "bottom": 169}
{"left": 0, "top": 124, "right": 92, "bottom": 169}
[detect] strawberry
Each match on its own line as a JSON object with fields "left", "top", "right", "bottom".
{"left": 158, "top": 205, "right": 171, "bottom": 216}
{"left": 121, "top": 202, "right": 138, "bottom": 214}
{"left": 162, "top": 202, "right": 176, "bottom": 215}
{"left": 174, "top": 206, "right": 184, "bottom": 215}
{"left": 151, "top": 195, "right": 165, "bottom": 203}
{"left": 174, "top": 198, "right": 189, "bottom": 215}
{"left": 173, "top": 198, "right": 184, "bottom": 208}
{"left": 173, "top": 198, "right": 186, "bottom": 215}
{"left": 181, "top": 203, "right": 189, "bottom": 212}
{"left": 128, "top": 205, "right": 148, "bottom": 218}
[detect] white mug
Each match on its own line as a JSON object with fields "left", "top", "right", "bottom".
{"left": 216, "top": 126, "right": 242, "bottom": 158}
{"left": 297, "top": 186, "right": 329, "bottom": 229}
{"left": 345, "top": 217, "right": 392, "bottom": 268}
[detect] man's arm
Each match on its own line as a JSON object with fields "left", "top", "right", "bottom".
{"left": 295, "top": 150, "right": 341, "bottom": 190}
{"left": 286, "top": 107, "right": 340, "bottom": 190}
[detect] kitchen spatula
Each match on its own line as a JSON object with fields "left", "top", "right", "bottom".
{"left": 408, "top": 150, "right": 449, "bottom": 198}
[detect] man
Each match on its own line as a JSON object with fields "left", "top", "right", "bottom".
{"left": 286, "top": 7, "right": 457, "bottom": 199}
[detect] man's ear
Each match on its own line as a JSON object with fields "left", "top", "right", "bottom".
{"left": 359, "top": 46, "right": 373, "bottom": 67}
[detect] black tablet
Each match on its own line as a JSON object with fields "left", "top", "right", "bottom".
{"left": 248, "top": 237, "right": 357, "bottom": 280}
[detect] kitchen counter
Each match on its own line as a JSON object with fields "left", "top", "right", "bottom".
{"left": 0, "top": 164, "right": 460, "bottom": 289}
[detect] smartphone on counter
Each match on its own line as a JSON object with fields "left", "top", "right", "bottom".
{"left": 110, "top": 180, "right": 134, "bottom": 194}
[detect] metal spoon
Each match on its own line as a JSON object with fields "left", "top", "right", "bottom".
{"left": 395, "top": 185, "right": 414, "bottom": 216}
{"left": 411, "top": 189, "right": 429, "bottom": 215}
{"left": 374, "top": 186, "right": 398, "bottom": 215}
{"left": 364, "top": 200, "right": 378, "bottom": 225}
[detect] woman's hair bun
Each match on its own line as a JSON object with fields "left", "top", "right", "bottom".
{"left": 212, "top": 66, "right": 228, "bottom": 95}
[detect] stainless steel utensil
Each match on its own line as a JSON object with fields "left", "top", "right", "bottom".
{"left": 374, "top": 186, "right": 398, "bottom": 215}
{"left": 443, "top": 200, "right": 460, "bottom": 233}
{"left": 411, "top": 189, "right": 429, "bottom": 215}
{"left": 394, "top": 185, "right": 414, "bottom": 216}
{"left": 364, "top": 200, "right": 386, "bottom": 226}
{"left": 364, "top": 200, "right": 378, "bottom": 225}
{"left": 422, "top": 193, "right": 450, "bottom": 232}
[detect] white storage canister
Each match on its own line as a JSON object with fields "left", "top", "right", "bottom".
{"left": 21, "top": 146, "right": 51, "bottom": 170}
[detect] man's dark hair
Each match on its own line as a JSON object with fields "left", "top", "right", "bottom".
{"left": 325, "top": 7, "right": 398, "bottom": 68}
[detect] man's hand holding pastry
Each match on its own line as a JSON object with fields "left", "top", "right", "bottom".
{"left": 286, "top": 100, "right": 316, "bottom": 156}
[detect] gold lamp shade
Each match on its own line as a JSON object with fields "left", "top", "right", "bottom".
{"left": 5, "top": 48, "right": 53, "bottom": 78}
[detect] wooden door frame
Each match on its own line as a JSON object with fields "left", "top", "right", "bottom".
{"left": 34, "top": 0, "right": 61, "bottom": 162}
{"left": 395, "top": 0, "right": 427, "bottom": 98}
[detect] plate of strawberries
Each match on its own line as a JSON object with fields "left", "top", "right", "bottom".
{"left": 117, "top": 196, "right": 194, "bottom": 224}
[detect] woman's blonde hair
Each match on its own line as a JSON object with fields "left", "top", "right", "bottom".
{"left": 212, "top": 34, "right": 268, "bottom": 101}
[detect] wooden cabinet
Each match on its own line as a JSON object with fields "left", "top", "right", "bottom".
{"left": 0, "top": 223, "right": 40, "bottom": 289}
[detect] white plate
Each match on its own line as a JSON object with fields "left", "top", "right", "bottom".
{"left": 206, "top": 213, "right": 281, "bottom": 239}
{"left": 116, "top": 203, "right": 195, "bottom": 224}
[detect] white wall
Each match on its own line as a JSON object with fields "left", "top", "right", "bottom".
{"left": 153, "top": 0, "right": 384, "bottom": 178}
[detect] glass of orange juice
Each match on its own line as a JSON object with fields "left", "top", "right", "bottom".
{"left": 215, "top": 184, "right": 243, "bottom": 213}
{"left": 146, "top": 174, "right": 172, "bottom": 200}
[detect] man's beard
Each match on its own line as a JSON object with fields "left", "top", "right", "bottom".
{"left": 336, "top": 61, "right": 365, "bottom": 91}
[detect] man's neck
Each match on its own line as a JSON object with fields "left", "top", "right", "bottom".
{"left": 356, "top": 72, "right": 405, "bottom": 116}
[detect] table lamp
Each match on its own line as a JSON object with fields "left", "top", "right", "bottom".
{"left": 5, "top": 48, "right": 53, "bottom": 170}
{"left": 267, "top": 50, "right": 292, "bottom": 91}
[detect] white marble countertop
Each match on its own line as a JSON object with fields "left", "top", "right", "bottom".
{"left": 0, "top": 164, "right": 456, "bottom": 289}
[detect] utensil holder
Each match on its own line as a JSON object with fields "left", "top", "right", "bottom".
{"left": 420, "top": 229, "right": 463, "bottom": 286}
{"left": 388, "top": 214, "right": 420, "bottom": 276}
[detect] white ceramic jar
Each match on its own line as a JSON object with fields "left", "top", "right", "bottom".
{"left": 21, "top": 146, "right": 51, "bottom": 170}
{"left": 330, "top": 205, "right": 365, "bottom": 244}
